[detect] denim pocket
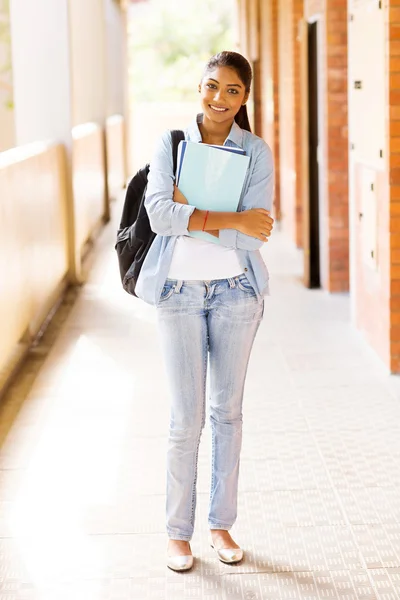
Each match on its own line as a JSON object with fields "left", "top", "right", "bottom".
{"left": 159, "top": 283, "right": 175, "bottom": 302}
{"left": 237, "top": 276, "right": 255, "bottom": 294}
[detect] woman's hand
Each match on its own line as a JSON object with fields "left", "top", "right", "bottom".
{"left": 236, "top": 209, "right": 274, "bottom": 241}
{"left": 173, "top": 185, "right": 188, "bottom": 205}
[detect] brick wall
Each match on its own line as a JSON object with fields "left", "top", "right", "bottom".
{"left": 249, "top": 0, "right": 263, "bottom": 136}
{"left": 302, "top": 0, "right": 349, "bottom": 291}
{"left": 294, "top": 0, "right": 304, "bottom": 248}
{"left": 278, "top": 0, "right": 297, "bottom": 241}
{"left": 254, "top": 0, "right": 349, "bottom": 285}
{"left": 274, "top": 0, "right": 303, "bottom": 244}
{"left": 325, "top": 0, "right": 349, "bottom": 292}
{"left": 390, "top": 2, "right": 400, "bottom": 372}
{"left": 241, "top": 0, "right": 400, "bottom": 372}
{"left": 272, "top": 0, "right": 281, "bottom": 221}
{"left": 258, "top": 0, "right": 281, "bottom": 220}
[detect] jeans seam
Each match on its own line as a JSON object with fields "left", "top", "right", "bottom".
{"left": 188, "top": 327, "right": 207, "bottom": 532}
{"left": 189, "top": 430, "right": 202, "bottom": 531}
{"left": 210, "top": 419, "right": 215, "bottom": 512}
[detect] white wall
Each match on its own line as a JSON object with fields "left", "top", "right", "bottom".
{"left": 9, "top": 0, "right": 72, "bottom": 145}
{"left": 104, "top": 0, "right": 125, "bottom": 117}
{"left": 9, "top": 0, "right": 125, "bottom": 143}
{"left": 68, "top": 0, "right": 107, "bottom": 126}
{"left": 347, "top": 2, "right": 386, "bottom": 322}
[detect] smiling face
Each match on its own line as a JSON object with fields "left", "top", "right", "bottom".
{"left": 199, "top": 66, "right": 249, "bottom": 125}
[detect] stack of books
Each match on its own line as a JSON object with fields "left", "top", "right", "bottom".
{"left": 176, "top": 141, "right": 250, "bottom": 244}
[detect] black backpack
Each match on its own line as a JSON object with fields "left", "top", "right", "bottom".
{"left": 115, "top": 130, "right": 185, "bottom": 296}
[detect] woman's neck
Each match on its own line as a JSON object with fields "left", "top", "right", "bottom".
{"left": 199, "top": 114, "right": 234, "bottom": 146}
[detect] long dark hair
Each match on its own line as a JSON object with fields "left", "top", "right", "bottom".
{"left": 201, "top": 51, "right": 252, "bottom": 132}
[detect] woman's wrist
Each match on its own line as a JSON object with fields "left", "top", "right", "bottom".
{"left": 229, "top": 212, "right": 242, "bottom": 231}
{"left": 208, "top": 211, "right": 240, "bottom": 231}
{"left": 188, "top": 209, "right": 241, "bottom": 232}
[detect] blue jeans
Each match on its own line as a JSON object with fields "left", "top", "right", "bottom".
{"left": 156, "top": 273, "right": 264, "bottom": 541}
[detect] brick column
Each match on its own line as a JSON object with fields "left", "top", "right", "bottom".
{"left": 248, "top": 0, "right": 262, "bottom": 136}
{"left": 277, "top": 0, "right": 303, "bottom": 244}
{"left": 294, "top": 0, "right": 304, "bottom": 247}
{"left": 326, "top": 0, "right": 349, "bottom": 292}
{"left": 390, "top": 3, "right": 400, "bottom": 372}
{"left": 272, "top": 0, "right": 281, "bottom": 221}
{"left": 278, "top": 0, "right": 296, "bottom": 240}
{"left": 258, "top": 0, "right": 281, "bottom": 220}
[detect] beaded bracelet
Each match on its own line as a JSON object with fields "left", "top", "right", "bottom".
{"left": 202, "top": 210, "right": 209, "bottom": 231}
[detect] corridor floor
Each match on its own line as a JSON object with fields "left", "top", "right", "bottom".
{"left": 1, "top": 206, "right": 400, "bottom": 600}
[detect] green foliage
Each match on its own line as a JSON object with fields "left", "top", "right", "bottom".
{"left": 0, "top": 0, "right": 13, "bottom": 111}
{"left": 0, "top": 0, "right": 10, "bottom": 15}
{"left": 128, "top": 0, "right": 235, "bottom": 102}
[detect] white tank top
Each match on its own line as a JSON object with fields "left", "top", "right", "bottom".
{"left": 167, "top": 235, "right": 243, "bottom": 281}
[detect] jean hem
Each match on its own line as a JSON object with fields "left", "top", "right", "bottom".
{"left": 208, "top": 523, "right": 233, "bottom": 530}
{"left": 167, "top": 533, "right": 192, "bottom": 541}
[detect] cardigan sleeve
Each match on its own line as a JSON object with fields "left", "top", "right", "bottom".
{"left": 144, "top": 130, "right": 195, "bottom": 236}
{"left": 218, "top": 141, "right": 274, "bottom": 250}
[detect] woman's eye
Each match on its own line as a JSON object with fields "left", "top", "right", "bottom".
{"left": 206, "top": 83, "right": 216, "bottom": 89}
{"left": 228, "top": 89, "right": 239, "bottom": 94}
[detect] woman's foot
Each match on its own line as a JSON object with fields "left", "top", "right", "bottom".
{"left": 166, "top": 539, "right": 193, "bottom": 572}
{"left": 209, "top": 529, "right": 243, "bottom": 564}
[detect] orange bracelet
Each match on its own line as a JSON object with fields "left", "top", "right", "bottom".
{"left": 202, "top": 210, "right": 209, "bottom": 231}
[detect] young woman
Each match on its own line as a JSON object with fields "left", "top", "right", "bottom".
{"left": 135, "top": 51, "right": 274, "bottom": 571}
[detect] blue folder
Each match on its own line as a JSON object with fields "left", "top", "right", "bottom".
{"left": 176, "top": 141, "right": 246, "bottom": 185}
{"left": 176, "top": 141, "right": 250, "bottom": 244}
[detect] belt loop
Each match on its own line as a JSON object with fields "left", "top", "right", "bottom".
{"left": 228, "top": 277, "right": 235, "bottom": 289}
{"left": 174, "top": 280, "right": 183, "bottom": 293}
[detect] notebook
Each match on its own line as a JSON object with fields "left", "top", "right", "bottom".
{"left": 176, "top": 141, "right": 250, "bottom": 244}
{"left": 176, "top": 141, "right": 246, "bottom": 185}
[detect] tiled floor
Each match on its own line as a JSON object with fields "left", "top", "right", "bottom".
{"left": 1, "top": 206, "right": 400, "bottom": 599}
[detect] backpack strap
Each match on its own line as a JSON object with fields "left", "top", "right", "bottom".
{"left": 170, "top": 129, "right": 185, "bottom": 176}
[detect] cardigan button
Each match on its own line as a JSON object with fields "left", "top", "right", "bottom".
{"left": 244, "top": 268, "right": 248, "bottom": 272}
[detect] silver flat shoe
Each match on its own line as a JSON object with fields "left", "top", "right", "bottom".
{"left": 210, "top": 538, "right": 244, "bottom": 564}
{"left": 166, "top": 553, "right": 194, "bottom": 572}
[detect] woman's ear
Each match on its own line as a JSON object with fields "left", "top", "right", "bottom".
{"left": 243, "top": 92, "right": 250, "bottom": 105}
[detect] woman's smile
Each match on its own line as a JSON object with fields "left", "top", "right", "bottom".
{"left": 209, "top": 104, "right": 229, "bottom": 113}
{"left": 199, "top": 66, "right": 248, "bottom": 126}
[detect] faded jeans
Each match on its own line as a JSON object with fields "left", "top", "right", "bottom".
{"left": 156, "top": 274, "right": 264, "bottom": 541}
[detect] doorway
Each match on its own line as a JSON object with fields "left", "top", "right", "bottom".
{"left": 307, "top": 21, "right": 321, "bottom": 288}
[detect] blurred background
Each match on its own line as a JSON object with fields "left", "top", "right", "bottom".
{"left": 128, "top": 0, "right": 236, "bottom": 169}
{"left": 0, "top": 0, "right": 399, "bottom": 381}
{"left": 2, "top": 3, "right": 400, "bottom": 597}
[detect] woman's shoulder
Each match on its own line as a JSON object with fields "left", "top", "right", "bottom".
{"left": 156, "top": 127, "right": 190, "bottom": 150}
{"left": 158, "top": 128, "right": 181, "bottom": 143}
{"left": 160, "top": 126, "right": 190, "bottom": 139}
{"left": 242, "top": 129, "right": 273, "bottom": 159}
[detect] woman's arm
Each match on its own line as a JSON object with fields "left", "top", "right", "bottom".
{"left": 146, "top": 130, "right": 273, "bottom": 243}
{"left": 173, "top": 141, "right": 274, "bottom": 245}
{"left": 144, "top": 131, "right": 196, "bottom": 236}
{"left": 186, "top": 204, "right": 272, "bottom": 242}
{"left": 218, "top": 142, "right": 274, "bottom": 250}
